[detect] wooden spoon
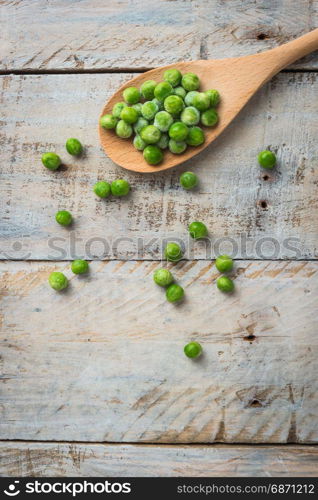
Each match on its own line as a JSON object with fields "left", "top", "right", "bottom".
{"left": 99, "top": 29, "right": 318, "bottom": 173}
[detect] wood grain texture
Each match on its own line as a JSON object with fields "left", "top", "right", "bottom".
{"left": 1, "top": 73, "right": 318, "bottom": 260}
{"left": 1, "top": 442, "right": 318, "bottom": 477}
{"left": 1, "top": 1, "right": 318, "bottom": 71}
{"left": 1, "top": 260, "right": 317, "bottom": 443}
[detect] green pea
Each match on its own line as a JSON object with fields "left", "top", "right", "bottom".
{"left": 154, "top": 81, "right": 173, "bottom": 101}
{"left": 153, "top": 268, "right": 174, "bottom": 287}
{"left": 188, "top": 221, "right": 208, "bottom": 239}
{"left": 163, "top": 95, "right": 184, "bottom": 115}
{"left": 133, "top": 117, "right": 149, "bottom": 135}
{"left": 132, "top": 103, "right": 143, "bottom": 116}
{"left": 184, "top": 91, "right": 199, "bottom": 106}
{"left": 55, "top": 210, "right": 72, "bottom": 226}
{"left": 141, "top": 101, "right": 159, "bottom": 120}
{"left": 205, "top": 89, "right": 220, "bottom": 107}
{"left": 41, "top": 152, "right": 61, "bottom": 171}
{"left": 49, "top": 271, "right": 68, "bottom": 291}
{"left": 100, "top": 114, "right": 118, "bottom": 130}
{"left": 173, "top": 86, "right": 187, "bottom": 99}
{"left": 111, "top": 179, "right": 130, "bottom": 197}
{"left": 140, "top": 80, "right": 157, "bottom": 100}
{"left": 186, "top": 126, "right": 205, "bottom": 146}
{"left": 181, "top": 73, "right": 200, "bottom": 91}
{"left": 169, "top": 139, "right": 187, "bottom": 154}
{"left": 180, "top": 106, "right": 200, "bottom": 126}
{"left": 168, "top": 121, "right": 189, "bottom": 141}
{"left": 258, "top": 150, "right": 276, "bottom": 169}
{"left": 133, "top": 134, "right": 147, "bottom": 151}
{"left": 192, "top": 92, "right": 210, "bottom": 111}
{"left": 93, "top": 180, "right": 111, "bottom": 198}
{"left": 180, "top": 171, "right": 198, "bottom": 190}
{"left": 143, "top": 145, "right": 163, "bottom": 165}
{"left": 156, "top": 133, "right": 169, "bottom": 150}
{"left": 140, "top": 125, "right": 161, "bottom": 144}
{"left": 217, "top": 276, "right": 234, "bottom": 293}
{"left": 112, "top": 102, "right": 126, "bottom": 118}
{"left": 154, "top": 111, "right": 173, "bottom": 132}
{"left": 71, "top": 259, "right": 89, "bottom": 275}
{"left": 166, "top": 283, "right": 184, "bottom": 303}
{"left": 152, "top": 98, "right": 164, "bottom": 110}
{"left": 120, "top": 106, "right": 138, "bottom": 124}
{"left": 164, "top": 69, "right": 182, "bottom": 87}
{"left": 116, "top": 120, "right": 133, "bottom": 139}
{"left": 184, "top": 341, "right": 202, "bottom": 358}
{"left": 201, "top": 109, "right": 218, "bottom": 127}
{"left": 66, "top": 138, "right": 83, "bottom": 156}
{"left": 215, "top": 255, "right": 233, "bottom": 273}
{"left": 164, "top": 242, "right": 183, "bottom": 262}
{"left": 123, "top": 86, "right": 140, "bottom": 104}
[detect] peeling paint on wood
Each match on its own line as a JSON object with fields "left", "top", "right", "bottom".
{"left": 1, "top": 260, "right": 317, "bottom": 443}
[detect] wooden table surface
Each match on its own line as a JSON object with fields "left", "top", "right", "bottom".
{"left": 1, "top": 0, "right": 318, "bottom": 477}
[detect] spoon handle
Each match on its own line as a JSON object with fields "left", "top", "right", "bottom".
{"left": 263, "top": 28, "right": 318, "bottom": 77}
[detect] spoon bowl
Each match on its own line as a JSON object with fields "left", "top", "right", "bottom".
{"left": 99, "top": 30, "right": 318, "bottom": 173}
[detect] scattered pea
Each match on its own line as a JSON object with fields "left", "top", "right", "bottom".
{"left": 123, "top": 86, "right": 140, "bottom": 105}
{"left": 205, "top": 89, "right": 220, "bottom": 107}
{"left": 140, "top": 125, "right": 161, "bottom": 144}
{"left": 166, "top": 283, "right": 184, "bottom": 302}
{"left": 100, "top": 114, "right": 118, "bottom": 130}
{"left": 258, "top": 150, "right": 276, "bottom": 169}
{"left": 49, "top": 271, "right": 68, "bottom": 291}
{"left": 133, "top": 134, "right": 147, "bottom": 151}
{"left": 112, "top": 102, "right": 126, "bottom": 118}
{"left": 141, "top": 101, "right": 159, "bottom": 120}
{"left": 154, "top": 111, "right": 173, "bottom": 132}
{"left": 215, "top": 255, "right": 233, "bottom": 273}
{"left": 42, "top": 152, "right": 61, "bottom": 171}
{"left": 188, "top": 221, "right": 208, "bottom": 239}
{"left": 201, "top": 108, "right": 219, "bottom": 127}
{"left": 120, "top": 106, "right": 139, "bottom": 124}
{"left": 169, "top": 139, "right": 187, "bottom": 154}
{"left": 181, "top": 106, "right": 200, "bottom": 126}
{"left": 116, "top": 120, "right": 133, "bottom": 139}
{"left": 143, "top": 145, "right": 163, "bottom": 165}
{"left": 93, "top": 180, "right": 111, "bottom": 198}
{"left": 55, "top": 210, "right": 72, "bottom": 226}
{"left": 164, "top": 69, "right": 182, "bottom": 87}
{"left": 181, "top": 73, "right": 200, "bottom": 91}
{"left": 186, "top": 126, "right": 205, "bottom": 146}
{"left": 192, "top": 92, "right": 210, "bottom": 111}
{"left": 184, "top": 342, "right": 202, "bottom": 358}
{"left": 169, "top": 122, "right": 189, "bottom": 141}
{"left": 180, "top": 171, "right": 198, "bottom": 190}
{"left": 66, "top": 138, "right": 83, "bottom": 156}
{"left": 164, "top": 95, "right": 184, "bottom": 115}
{"left": 164, "top": 242, "right": 183, "bottom": 262}
{"left": 154, "top": 81, "right": 173, "bottom": 101}
{"left": 153, "top": 268, "right": 174, "bottom": 287}
{"left": 71, "top": 259, "right": 89, "bottom": 275}
{"left": 140, "top": 80, "right": 157, "bottom": 100}
{"left": 111, "top": 179, "right": 130, "bottom": 197}
{"left": 217, "top": 276, "right": 234, "bottom": 293}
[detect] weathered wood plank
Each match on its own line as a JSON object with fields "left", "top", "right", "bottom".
{"left": 1, "top": 260, "right": 317, "bottom": 443}
{"left": 1, "top": 73, "right": 317, "bottom": 260}
{"left": 1, "top": 442, "right": 318, "bottom": 477}
{"left": 1, "top": 1, "right": 317, "bottom": 71}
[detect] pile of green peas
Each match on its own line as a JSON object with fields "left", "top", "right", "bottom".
{"left": 100, "top": 69, "right": 220, "bottom": 166}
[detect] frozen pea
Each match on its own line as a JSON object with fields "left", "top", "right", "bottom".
{"left": 140, "top": 125, "right": 161, "bottom": 144}
{"left": 154, "top": 81, "right": 173, "bottom": 101}
{"left": 168, "top": 121, "right": 189, "bottom": 141}
{"left": 143, "top": 145, "right": 163, "bottom": 165}
{"left": 169, "top": 139, "right": 187, "bottom": 154}
{"left": 156, "top": 133, "right": 169, "bottom": 149}
{"left": 184, "top": 91, "right": 199, "bottom": 107}
{"left": 140, "top": 80, "right": 157, "bottom": 100}
{"left": 133, "top": 117, "right": 149, "bottom": 134}
{"left": 164, "top": 95, "right": 184, "bottom": 115}
{"left": 201, "top": 109, "right": 219, "bottom": 127}
{"left": 100, "top": 114, "right": 118, "bottom": 130}
{"left": 123, "top": 86, "right": 140, "bottom": 105}
{"left": 180, "top": 106, "right": 200, "bottom": 126}
{"left": 186, "top": 126, "right": 205, "bottom": 146}
{"left": 116, "top": 119, "right": 133, "bottom": 139}
{"left": 163, "top": 69, "right": 182, "bottom": 87}
{"left": 181, "top": 73, "right": 200, "bottom": 91}
{"left": 133, "top": 134, "right": 147, "bottom": 151}
{"left": 205, "top": 89, "right": 220, "bottom": 107}
{"left": 154, "top": 111, "right": 173, "bottom": 132}
{"left": 192, "top": 92, "right": 210, "bottom": 111}
{"left": 173, "top": 86, "right": 187, "bottom": 99}
{"left": 141, "top": 101, "right": 159, "bottom": 120}
{"left": 120, "top": 106, "right": 138, "bottom": 124}
{"left": 132, "top": 103, "right": 143, "bottom": 115}
{"left": 112, "top": 102, "right": 126, "bottom": 118}
{"left": 152, "top": 98, "right": 164, "bottom": 110}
